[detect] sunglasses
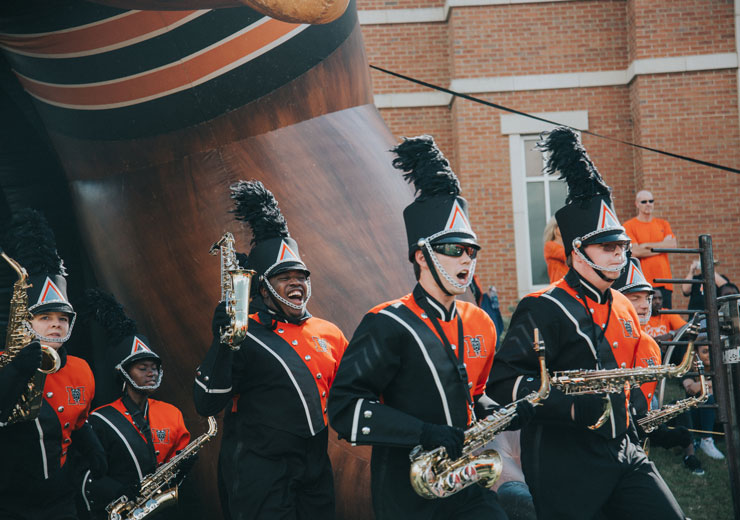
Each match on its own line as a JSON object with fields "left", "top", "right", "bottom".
{"left": 639, "top": 199, "right": 654, "bottom": 204}
{"left": 431, "top": 243, "right": 478, "bottom": 259}
{"left": 597, "top": 242, "right": 630, "bottom": 253}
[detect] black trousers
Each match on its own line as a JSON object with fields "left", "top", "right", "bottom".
{"left": 370, "top": 446, "right": 508, "bottom": 520}
{"left": 219, "top": 424, "right": 335, "bottom": 520}
{"left": 522, "top": 422, "right": 685, "bottom": 520}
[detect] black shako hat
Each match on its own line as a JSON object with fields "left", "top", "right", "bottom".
{"left": 79, "top": 289, "right": 162, "bottom": 390}
{"left": 1, "top": 209, "right": 76, "bottom": 343}
{"left": 613, "top": 257, "right": 654, "bottom": 295}
{"left": 230, "top": 180, "right": 309, "bottom": 290}
{"left": 539, "top": 127, "right": 629, "bottom": 258}
{"left": 392, "top": 135, "right": 479, "bottom": 259}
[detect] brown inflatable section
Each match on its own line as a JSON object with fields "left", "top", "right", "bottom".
{"left": 37, "top": 22, "right": 411, "bottom": 520}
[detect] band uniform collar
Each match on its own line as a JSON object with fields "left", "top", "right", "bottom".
{"left": 565, "top": 268, "right": 612, "bottom": 305}
{"left": 413, "top": 283, "right": 458, "bottom": 322}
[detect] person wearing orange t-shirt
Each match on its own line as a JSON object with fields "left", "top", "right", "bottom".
{"left": 623, "top": 190, "right": 677, "bottom": 308}
{"left": 644, "top": 290, "right": 686, "bottom": 343}
{"left": 543, "top": 217, "right": 568, "bottom": 283}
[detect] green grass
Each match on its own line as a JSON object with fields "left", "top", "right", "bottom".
{"left": 649, "top": 383, "right": 735, "bottom": 520}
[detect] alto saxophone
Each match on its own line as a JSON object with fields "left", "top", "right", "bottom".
{"left": 0, "top": 249, "right": 61, "bottom": 424}
{"left": 550, "top": 314, "right": 702, "bottom": 430}
{"left": 209, "top": 233, "right": 255, "bottom": 350}
{"left": 638, "top": 357, "right": 708, "bottom": 434}
{"left": 106, "top": 416, "right": 218, "bottom": 520}
{"left": 409, "top": 329, "right": 550, "bottom": 499}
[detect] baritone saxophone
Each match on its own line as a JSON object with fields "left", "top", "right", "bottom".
{"left": 0, "top": 249, "right": 61, "bottom": 424}
{"left": 409, "top": 328, "right": 550, "bottom": 499}
{"left": 209, "top": 233, "right": 256, "bottom": 350}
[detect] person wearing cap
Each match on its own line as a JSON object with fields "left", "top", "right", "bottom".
{"left": 193, "top": 181, "right": 348, "bottom": 520}
{"left": 327, "top": 136, "right": 509, "bottom": 520}
{"left": 488, "top": 128, "right": 684, "bottom": 520}
{"left": 0, "top": 209, "right": 105, "bottom": 520}
{"left": 79, "top": 289, "right": 191, "bottom": 519}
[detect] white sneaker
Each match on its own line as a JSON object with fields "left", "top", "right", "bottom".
{"left": 700, "top": 437, "right": 725, "bottom": 460}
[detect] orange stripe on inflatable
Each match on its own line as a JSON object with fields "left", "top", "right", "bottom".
{"left": 16, "top": 18, "right": 299, "bottom": 108}
{"left": 0, "top": 11, "right": 199, "bottom": 56}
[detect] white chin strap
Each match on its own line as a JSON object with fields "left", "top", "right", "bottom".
{"left": 117, "top": 364, "right": 163, "bottom": 392}
{"left": 25, "top": 315, "right": 76, "bottom": 344}
{"left": 572, "top": 240, "right": 628, "bottom": 273}
{"left": 264, "top": 277, "right": 311, "bottom": 311}
{"left": 422, "top": 239, "right": 477, "bottom": 291}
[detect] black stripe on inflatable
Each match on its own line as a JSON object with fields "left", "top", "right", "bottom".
{"left": 0, "top": 0, "right": 127, "bottom": 35}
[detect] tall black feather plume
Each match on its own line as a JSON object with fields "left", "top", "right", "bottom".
{"left": 391, "top": 135, "right": 460, "bottom": 201}
{"left": 0, "top": 208, "right": 65, "bottom": 276}
{"left": 538, "top": 127, "right": 612, "bottom": 205}
{"left": 230, "top": 180, "right": 289, "bottom": 246}
{"left": 78, "top": 288, "right": 137, "bottom": 348}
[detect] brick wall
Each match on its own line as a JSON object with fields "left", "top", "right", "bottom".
{"left": 361, "top": 0, "right": 740, "bottom": 313}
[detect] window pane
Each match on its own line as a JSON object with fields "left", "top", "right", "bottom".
{"left": 549, "top": 179, "right": 568, "bottom": 211}
{"left": 527, "top": 182, "right": 548, "bottom": 285}
{"left": 524, "top": 140, "right": 544, "bottom": 177}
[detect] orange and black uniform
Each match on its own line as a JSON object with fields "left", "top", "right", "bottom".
{"left": 488, "top": 270, "right": 684, "bottom": 520}
{"left": 194, "top": 310, "right": 347, "bottom": 520}
{"left": 328, "top": 284, "right": 507, "bottom": 520}
{"left": 81, "top": 397, "right": 190, "bottom": 518}
{"left": 0, "top": 348, "right": 95, "bottom": 520}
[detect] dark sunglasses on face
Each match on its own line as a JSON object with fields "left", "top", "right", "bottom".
{"left": 431, "top": 243, "right": 478, "bottom": 259}
{"left": 598, "top": 242, "right": 630, "bottom": 253}
{"left": 639, "top": 199, "right": 654, "bottom": 204}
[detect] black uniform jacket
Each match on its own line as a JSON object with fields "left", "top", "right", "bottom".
{"left": 487, "top": 269, "right": 655, "bottom": 439}
{"left": 194, "top": 312, "right": 348, "bottom": 438}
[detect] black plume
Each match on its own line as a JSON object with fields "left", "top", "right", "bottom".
{"left": 0, "top": 208, "right": 65, "bottom": 276}
{"left": 230, "top": 180, "right": 289, "bottom": 245}
{"left": 391, "top": 135, "right": 460, "bottom": 201}
{"left": 78, "top": 288, "right": 137, "bottom": 347}
{"left": 538, "top": 127, "right": 611, "bottom": 205}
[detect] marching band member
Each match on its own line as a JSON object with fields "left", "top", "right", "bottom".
{"left": 487, "top": 128, "right": 684, "bottom": 519}
{"left": 328, "top": 136, "right": 508, "bottom": 520}
{"left": 193, "top": 180, "right": 348, "bottom": 520}
{"left": 0, "top": 209, "right": 105, "bottom": 520}
{"left": 79, "top": 289, "right": 191, "bottom": 519}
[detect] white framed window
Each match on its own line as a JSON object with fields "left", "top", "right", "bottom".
{"left": 501, "top": 111, "right": 589, "bottom": 297}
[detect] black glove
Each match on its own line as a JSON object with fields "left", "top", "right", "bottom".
{"left": 9, "top": 341, "right": 42, "bottom": 378}
{"left": 572, "top": 394, "right": 610, "bottom": 429}
{"left": 420, "top": 423, "right": 465, "bottom": 460}
{"left": 86, "top": 477, "right": 139, "bottom": 507}
{"left": 211, "top": 301, "right": 230, "bottom": 339}
{"left": 175, "top": 453, "right": 198, "bottom": 484}
{"left": 72, "top": 423, "right": 108, "bottom": 478}
{"left": 235, "top": 252, "right": 249, "bottom": 268}
{"left": 505, "top": 400, "right": 537, "bottom": 431}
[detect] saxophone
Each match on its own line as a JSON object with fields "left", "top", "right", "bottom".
{"left": 550, "top": 314, "right": 702, "bottom": 430}
{"left": 409, "top": 329, "right": 550, "bottom": 499}
{"left": 638, "top": 357, "right": 708, "bottom": 434}
{"left": 0, "top": 250, "right": 62, "bottom": 424}
{"left": 208, "top": 233, "right": 256, "bottom": 350}
{"left": 106, "top": 416, "right": 218, "bottom": 520}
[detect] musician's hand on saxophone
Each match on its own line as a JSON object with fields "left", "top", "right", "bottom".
{"left": 5, "top": 340, "right": 42, "bottom": 379}
{"left": 211, "top": 302, "right": 232, "bottom": 344}
{"left": 570, "top": 393, "right": 612, "bottom": 430}
{"left": 419, "top": 423, "right": 465, "bottom": 461}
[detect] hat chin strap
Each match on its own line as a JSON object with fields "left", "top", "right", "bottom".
{"left": 25, "top": 315, "right": 76, "bottom": 344}
{"left": 263, "top": 277, "right": 312, "bottom": 311}
{"left": 639, "top": 303, "right": 652, "bottom": 326}
{"left": 420, "top": 239, "right": 477, "bottom": 295}
{"left": 572, "top": 239, "right": 628, "bottom": 282}
{"left": 117, "top": 364, "right": 163, "bottom": 392}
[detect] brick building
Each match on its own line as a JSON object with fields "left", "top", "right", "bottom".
{"left": 358, "top": 0, "right": 740, "bottom": 314}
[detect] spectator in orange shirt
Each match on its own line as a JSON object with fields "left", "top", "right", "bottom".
{"left": 623, "top": 190, "right": 677, "bottom": 308}
{"left": 643, "top": 290, "right": 686, "bottom": 343}
{"left": 543, "top": 217, "right": 568, "bottom": 283}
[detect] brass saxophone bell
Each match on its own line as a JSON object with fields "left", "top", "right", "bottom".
{"left": 39, "top": 345, "right": 62, "bottom": 374}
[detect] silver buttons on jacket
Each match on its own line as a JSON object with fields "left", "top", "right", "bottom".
{"left": 362, "top": 427, "right": 370, "bottom": 435}
{"left": 58, "top": 406, "right": 64, "bottom": 413}
{"left": 421, "top": 313, "right": 428, "bottom": 319}
{"left": 613, "top": 341, "right": 619, "bottom": 349}
{"left": 278, "top": 329, "right": 284, "bottom": 333}
{"left": 316, "top": 373, "right": 322, "bottom": 379}
{"left": 364, "top": 410, "right": 373, "bottom": 419}
{"left": 305, "top": 355, "right": 311, "bottom": 361}
{"left": 47, "top": 392, "right": 53, "bottom": 398}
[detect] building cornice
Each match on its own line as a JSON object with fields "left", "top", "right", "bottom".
{"left": 374, "top": 53, "right": 738, "bottom": 108}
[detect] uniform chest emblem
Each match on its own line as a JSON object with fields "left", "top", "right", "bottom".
{"left": 153, "top": 428, "right": 170, "bottom": 444}
{"left": 641, "top": 357, "right": 657, "bottom": 367}
{"left": 312, "top": 336, "right": 329, "bottom": 353}
{"left": 464, "top": 335, "right": 487, "bottom": 358}
{"left": 618, "top": 318, "right": 639, "bottom": 339}
{"left": 66, "top": 386, "right": 87, "bottom": 405}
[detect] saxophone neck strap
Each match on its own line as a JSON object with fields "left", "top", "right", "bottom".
{"left": 122, "top": 394, "right": 157, "bottom": 463}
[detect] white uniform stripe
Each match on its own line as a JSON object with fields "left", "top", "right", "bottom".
{"left": 246, "top": 331, "right": 316, "bottom": 436}
{"left": 512, "top": 375, "right": 524, "bottom": 402}
{"left": 91, "top": 411, "right": 143, "bottom": 480}
{"left": 81, "top": 469, "right": 92, "bottom": 511}
{"left": 379, "top": 309, "right": 453, "bottom": 426}
{"left": 194, "top": 377, "right": 232, "bottom": 394}
{"left": 0, "top": 10, "right": 141, "bottom": 38}
{"left": 350, "top": 398, "right": 365, "bottom": 443}
{"left": 425, "top": 297, "right": 445, "bottom": 320}
{"left": 34, "top": 418, "right": 49, "bottom": 479}
{"left": 541, "top": 293, "right": 598, "bottom": 360}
